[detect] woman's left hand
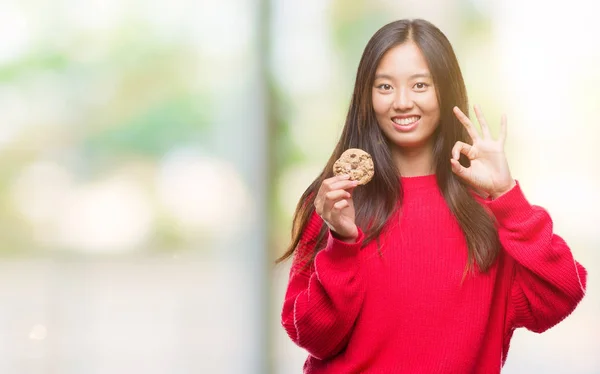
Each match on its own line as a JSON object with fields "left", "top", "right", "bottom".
{"left": 451, "top": 105, "right": 516, "bottom": 199}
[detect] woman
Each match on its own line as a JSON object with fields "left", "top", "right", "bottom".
{"left": 277, "top": 19, "right": 586, "bottom": 373}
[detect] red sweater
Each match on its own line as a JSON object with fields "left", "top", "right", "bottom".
{"left": 281, "top": 175, "right": 587, "bottom": 374}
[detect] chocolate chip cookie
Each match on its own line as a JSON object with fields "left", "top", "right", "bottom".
{"left": 333, "top": 148, "right": 374, "bottom": 185}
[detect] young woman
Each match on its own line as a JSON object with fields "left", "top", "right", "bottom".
{"left": 277, "top": 19, "right": 587, "bottom": 373}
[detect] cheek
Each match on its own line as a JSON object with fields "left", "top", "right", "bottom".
{"left": 418, "top": 92, "right": 440, "bottom": 115}
{"left": 372, "top": 94, "right": 391, "bottom": 116}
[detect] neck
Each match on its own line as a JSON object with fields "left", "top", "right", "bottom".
{"left": 391, "top": 143, "right": 435, "bottom": 177}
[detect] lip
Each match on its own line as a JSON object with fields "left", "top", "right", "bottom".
{"left": 391, "top": 116, "right": 420, "bottom": 132}
{"left": 392, "top": 114, "right": 420, "bottom": 120}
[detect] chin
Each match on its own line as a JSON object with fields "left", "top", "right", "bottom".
{"left": 392, "top": 136, "right": 432, "bottom": 149}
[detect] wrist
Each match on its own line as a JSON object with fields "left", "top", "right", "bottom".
{"left": 330, "top": 229, "right": 359, "bottom": 243}
{"left": 489, "top": 180, "right": 517, "bottom": 200}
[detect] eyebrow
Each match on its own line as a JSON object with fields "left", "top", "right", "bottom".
{"left": 374, "top": 73, "right": 432, "bottom": 80}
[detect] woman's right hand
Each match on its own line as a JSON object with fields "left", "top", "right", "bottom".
{"left": 314, "top": 175, "right": 359, "bottom": 242}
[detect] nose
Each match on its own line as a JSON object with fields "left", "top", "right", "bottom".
{"left": 393, "top": 88, "right": 414, "bottom": 111}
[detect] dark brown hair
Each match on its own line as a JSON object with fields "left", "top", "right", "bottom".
{"left": 276, "top": 19, "right": 500, "bottom": 274}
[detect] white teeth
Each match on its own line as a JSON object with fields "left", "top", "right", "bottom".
{"left": 393, "top": 116, "right": 419, "bottom": 126}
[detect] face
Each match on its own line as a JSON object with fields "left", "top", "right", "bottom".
{"left": 372, "top": 42, "right": 440, "bottom": 152}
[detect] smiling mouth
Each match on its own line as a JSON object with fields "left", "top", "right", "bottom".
{"left": 392, "top": 116, "right": 420, "bottom": 126}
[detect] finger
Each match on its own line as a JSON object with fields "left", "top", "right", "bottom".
{"left": 499, "top": 114, "right": 507, "bottom": 145}
{"left": 327, "top": 179, "right": 359, "bottom": 192}
{"left": 322, "top": 198, "right": 350, "bottom": 233}
{"left": 325, "top": 190, "right": 352, "bottom": 202}
{"left": 323, "top": 174, "right": 350, "bottom": 187}
{"left": 322, "top": 190, "right": 352, "bottom": 215}
{"left": 473, "top": 104, "right": 491, "bottom": 138}
{"left": 317, "top": 176, "right": 353, "bottom": 205}
{"left": 450, "top": 158, "right": 469, "bottom": 178}
{"left": 451, "top": 141, "right": 473, "bottom": 160}
{"left": 328, "top": 199, "right": 350, "bottom": 225}
{"left": 453, "top": 106, "right": 479, "bottom": 141}
{"left": 314, "top": 197, "right": 323, "bottom": 216}
{"left": 332, "top": 199, "right": 350, "bottom": 211}
{"left": 322, "top": 176, "right": 353, "bottom": 193}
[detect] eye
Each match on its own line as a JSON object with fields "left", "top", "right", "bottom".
{"left": 377, "top": 83, "right": 393, "bottom": 91}
{"left": 414, "top": 82, "right": 429, "bottom": 90}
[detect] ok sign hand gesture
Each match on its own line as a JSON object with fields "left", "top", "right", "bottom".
{"left": 451, "top": 105, "right": 516, "bottom": 199}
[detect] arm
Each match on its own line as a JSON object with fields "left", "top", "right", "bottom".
{"left": 281, "top": 212, "right": 365, "bottom": 360}
{"left": 485, "top": 182, "right": 587, "bottom": 333}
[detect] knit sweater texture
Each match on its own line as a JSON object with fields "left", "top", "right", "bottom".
{"left": 281, "top": 175, "right": 587, "bottom": 374}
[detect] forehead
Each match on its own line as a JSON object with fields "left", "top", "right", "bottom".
{"left": 376, "top": 42, "right": 430, "bottom": 76}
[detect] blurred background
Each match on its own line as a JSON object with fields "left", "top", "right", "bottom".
{"left": 0, "top": 0, "right": 598, "bottom": 373}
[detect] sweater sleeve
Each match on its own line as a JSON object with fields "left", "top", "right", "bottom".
{"left": 281, "top": 212, "right": 365, "bottom": 360}
{"left": 485, "top": 182, "right": 587, "bottom": 333}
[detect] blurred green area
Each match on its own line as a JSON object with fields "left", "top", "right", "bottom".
{"left": 0, "top": 2, "right": 597, "bottom": 374}
{"left": 0, "top": 15, "right": 215, "bottom": 255}
{"left": 0, "top": 0, "right": 597, "bottom": 265}
{"left": 0, "top": 0, "right": 525, "bottom": 257}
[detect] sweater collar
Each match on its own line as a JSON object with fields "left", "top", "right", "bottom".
{"left": 400, "top": 174, "right": 438, "bottom": 190}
